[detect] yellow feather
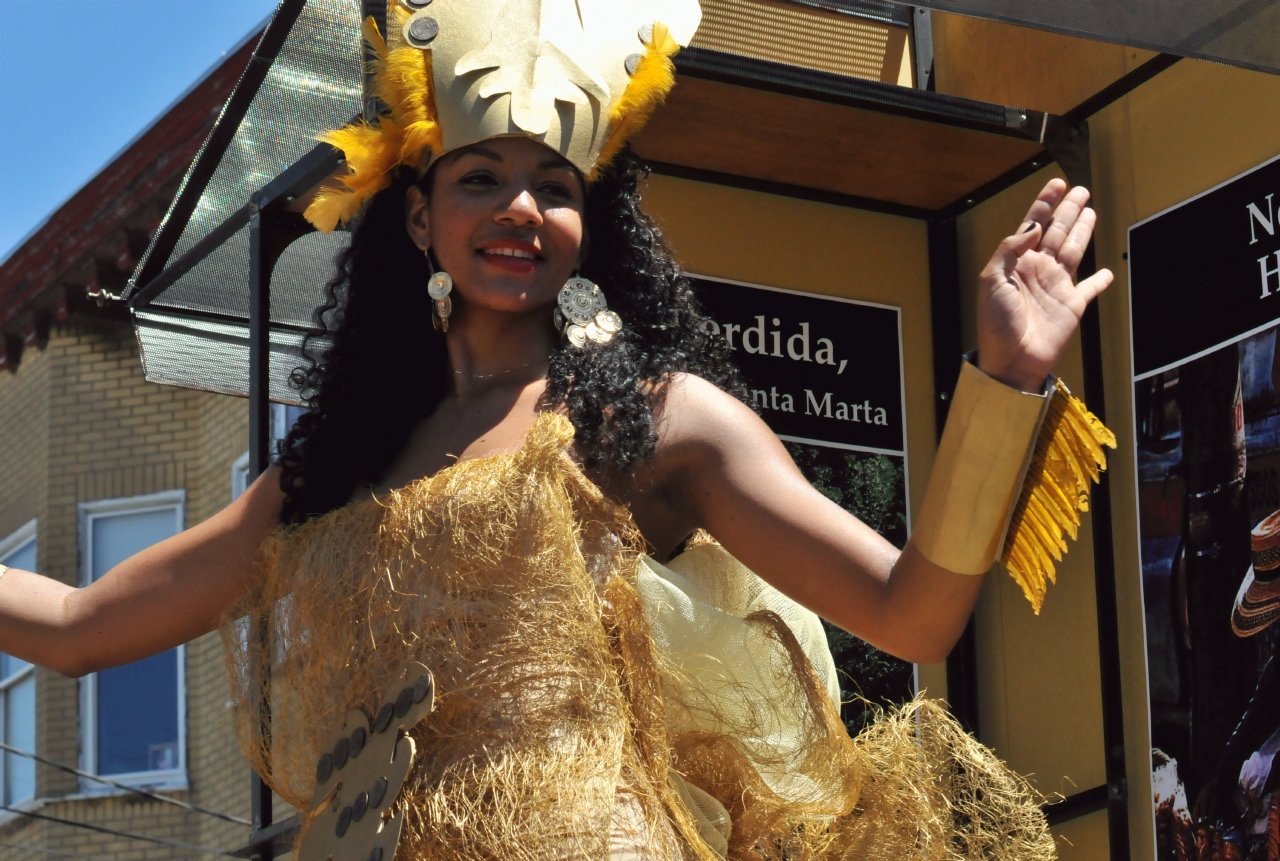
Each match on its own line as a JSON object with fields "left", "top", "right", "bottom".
{"left": 303, "top": 19, "right": 442, "bottom": 232}
{"left": 362, "top": 15, "right": 387, "bottom": 60}
{"left": 381, "top": 47, "right": 441, "bottom": 166}
{"left": 590, "top": 21, "right": 680, "bottom": 180}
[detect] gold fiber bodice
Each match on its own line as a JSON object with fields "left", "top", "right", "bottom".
{"left": 221, "top": 414, "right": 1055, "bottom": 861}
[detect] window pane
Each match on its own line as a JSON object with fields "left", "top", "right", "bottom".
{"left": 2, "top": 538, "right": 35, "bottom": 572}
{"left": 1, "top": 540, "right": 35, "bottom": 680}
{"left": 5, "top": 674, "right": 35, "bottom": 804}
{"left": 90, "top": 506, "right": 180, "bottom": 775}
{"left": 96, "top": 651, "right": 179, "bottom": 775}
{"left": 0, "top": 654, "right": 29, "bottom": 681}
{"left": 90, "top": 509, "right": 176, "bottom": 579}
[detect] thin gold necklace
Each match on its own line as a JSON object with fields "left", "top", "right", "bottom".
{"left": 451, "top": 358, "right": 547, "bottom": 379}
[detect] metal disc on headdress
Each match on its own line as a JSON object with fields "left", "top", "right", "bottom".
{"left": 558, "top": 277, "right": 606, "bottom": 325}
{"left": 428, "top": 272, "right": 453, "bottom": 300}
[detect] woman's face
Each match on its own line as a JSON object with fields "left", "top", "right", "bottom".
{"left": 405, "top": 137, "right": 586, "bottom": 317}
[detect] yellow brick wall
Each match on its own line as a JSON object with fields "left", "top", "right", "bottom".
{"left": 189, "top": 390, "right": 252, "bottom": 855}
{"left": 0, "top": 320, "right": 255, "bottom": 859}
{"left": 0, "top": 344, "right": 48, "bottom": 545}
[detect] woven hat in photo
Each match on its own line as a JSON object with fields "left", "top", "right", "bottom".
{"left": 1232, "top": 510, "right": 1280, "bottom": 637}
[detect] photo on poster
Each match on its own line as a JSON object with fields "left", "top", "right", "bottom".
{"left": 1130, "top": 155, "right": 1280, "bottom": 861}
{"left": 691, "top": 274, "right": 913, "bottom": 734}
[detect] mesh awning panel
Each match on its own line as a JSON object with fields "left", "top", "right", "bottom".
{"left": 162, "top": 0, "right": 361, "bottom": 275}
{"left": 899, "top": 0, "right": 1280, "bottom": 75}
{"left": 151, "top": 225, "right": 350, "bottom": 328}
{"left": 127, "top": 0, "right": 362, "bottom": 400}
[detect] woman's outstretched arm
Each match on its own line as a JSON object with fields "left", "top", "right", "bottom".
{"left": 654, "top": 377, "right": 980, "bottom": 664}
{"left": 0, "top": 467, "right": 284, "bottom": 677}
{"left": 650, "top": 178, "right": 1113, "bottom": 663}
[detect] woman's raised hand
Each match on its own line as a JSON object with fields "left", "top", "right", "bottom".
{"left": 975, "top": 178, "right": 1114, "bottom": 393}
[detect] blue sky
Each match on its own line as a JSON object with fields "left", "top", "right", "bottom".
{"left": 0, "top": 0, "right": 278, "bottom": 260}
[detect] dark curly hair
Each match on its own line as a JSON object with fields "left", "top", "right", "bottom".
{"left": 277, "top": 148, "right": 747, "bottom": 523}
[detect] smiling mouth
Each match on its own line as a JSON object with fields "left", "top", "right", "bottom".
{"left": 480, "top": 247, "right": 538, "bottom": 260}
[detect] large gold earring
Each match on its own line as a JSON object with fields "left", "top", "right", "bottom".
{"left": 554, "top": 276, "right": 621, "bottom": 348}
{"left": 426, "top": 251, "right": 452, "bottom": 333}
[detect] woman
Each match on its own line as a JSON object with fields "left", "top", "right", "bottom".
{"left": 0, "top": 3, "right": 1113, "bottom": 859}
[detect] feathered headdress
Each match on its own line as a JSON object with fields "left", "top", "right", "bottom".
{"left": 305, "top": 0, "right": 702, "bottom": 233}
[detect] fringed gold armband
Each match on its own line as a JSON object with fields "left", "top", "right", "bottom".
{"left": 1000, "top": 378, "right": 1116, "bottom": 613}
{"left": 914, "top": 360, "right": 1115, "bottom": 613}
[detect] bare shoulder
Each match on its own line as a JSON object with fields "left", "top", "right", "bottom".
{"left": 653, "top": 373, "right": 790, "bottom": 462}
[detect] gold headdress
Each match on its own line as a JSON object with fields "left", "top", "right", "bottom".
{"left": 305, "top": 0, "right": 703, "bottom": 233}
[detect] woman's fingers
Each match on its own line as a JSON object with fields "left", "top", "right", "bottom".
{"left": 1040, "top": 186, "right": 1092, "bottom": 258}
{"left": 1074, "top": 267, "right": 1114, "bottom": 307}
{"left": 987, "top": 220, "right": 1043, "bottom": 281}
{"left": 1021, "top": 178, "right": 1067, "bottom": 229}
{"left": 1057, "top": 206, "right": 1097, "bottom": 277}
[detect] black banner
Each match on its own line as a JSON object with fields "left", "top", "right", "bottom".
{"left": 691, "top": 275, "right": 905, "bottom": 455}
{"left": 1130, "top": 155, "right": 1280, "bottom": 378}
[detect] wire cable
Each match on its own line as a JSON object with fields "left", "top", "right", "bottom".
{"left": 0, "top": 839, "right": 118, "bottom": 861}
{"left": 0, "top": 741, "right": 250, "bottom": 825}
{"left": 0, "top": 806, "right": 237, "bottom": 858}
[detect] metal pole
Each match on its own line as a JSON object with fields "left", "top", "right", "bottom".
{"left": 1045, "top": 119, "right": 1132, "bottom": 860}
{"left": 249, "top": 205, "right": 272, "bottom": 479}
{"left": 927, "top": 215, "right": 982, "bottom": 736}
{"left": 247, "top": 204, "right": 274, "bottom": 859}
{"left": 1078, "top": 255, "right": 1132, "bottom": 861}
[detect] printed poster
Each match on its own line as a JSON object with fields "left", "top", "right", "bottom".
{"left": 692, "top": 274, "right": 914, "bottom": 732}
{"left": 1130, "top": 154, "right": 1280, "bottom": 860}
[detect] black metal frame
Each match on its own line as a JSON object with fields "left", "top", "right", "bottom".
{"left": 648, "top": 161, "right": 936, "bottom": 220}
{"left": 125, "top": 11, "right": 1184, "bottom": 852}
{"left": 243, "top": 150, "right": 355, "bottom": 861}
{"left": 782, "top": 0, "right": 914, "bottom": 27}
{"left": 675, "top": 46, "right": 1047, "bottom": 140}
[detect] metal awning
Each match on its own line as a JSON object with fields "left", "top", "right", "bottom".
{"left": 126, "top": 0, "right": 362, "bottom": 406}
{"left": 894, "top": 0, "right": 1280, "bottom": 77}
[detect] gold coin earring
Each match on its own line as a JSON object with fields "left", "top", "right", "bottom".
{"left": 555, "top": 275, "right": 622, "bottom": 349}
{"left": 426, "top": 251, "right": 453, "bottom": 333}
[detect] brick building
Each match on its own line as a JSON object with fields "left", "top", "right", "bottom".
{"left": 0, "top": 35, "right": 264, "bottom": 861}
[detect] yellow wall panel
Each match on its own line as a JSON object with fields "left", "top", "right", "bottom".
{"left": 1054, "top": 809, "right": 1111, "bottom": 861}
{"left": 931, "top": 11, "right": 1155, "bottom": 115}
{"left": 948, "top": 56, "right": 1280, "bottom": 843}
{"left": 693, "top": 0, "right": 907, "bottom": 84}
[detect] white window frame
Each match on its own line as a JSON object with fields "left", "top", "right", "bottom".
{"left": 0, "top": 519, "right": 35, "bottom": 566}
{"left": 231, "top": 450, "right": 251, "bottom": 501}
{"left": 0, "top": 519, "right": 37, "bottom": 809}
{"left": 77, "top": 491, "right": 187, "bottom": 792}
